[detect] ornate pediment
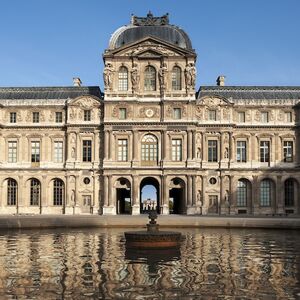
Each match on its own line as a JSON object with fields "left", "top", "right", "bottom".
{"left": 198, "top": 96, "right": 233, "bottom": 107}
{"left": 69, "top": 96, "right": 101, "bottom": 108}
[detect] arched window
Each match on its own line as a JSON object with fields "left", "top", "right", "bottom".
{"left": 118, "top": 66, "right": 128, "bottom": 91}
{"left": 53, "top": 179, "right": 64, "bottom": 206}
{"left": 141, "top": 134, "right": 158, "bottom": 164}
{"left": 237, "top": 180, "right": 247, "bottom": 207}
{"left": 144, "top": 66, "right": 156, "bottom": 91}
{"left": 172, "top": 66, "right": 181, "bottom": 90}
{"left": 285, "top": 179, "right": 294, "bottom": 207}
{"left": 260, "top": 179, "right": 271, "bottom": 206}
{"left": 30, "top": 179, "right": 40, "bottom": 206}
{"left": 7, "top": 178, "right": 17, "bottom": 206}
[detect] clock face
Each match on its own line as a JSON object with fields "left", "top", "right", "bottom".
{"left": 145, "top": 108, "right": 154, "bottom": 118}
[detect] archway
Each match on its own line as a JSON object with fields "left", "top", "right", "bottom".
{"left": 115, "top": 178, "right": 131, "bottom": 214}
{"left": 169, "top": 178, "right": 186, "bottom": 214}
{"left": 140, "top": 177, "right": 160, "bottom": 214}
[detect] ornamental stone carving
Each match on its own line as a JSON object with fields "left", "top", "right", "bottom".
{"left": 278, "top": 111, "right": 284, "bottom": 121}
{"left": 139, "top": 107, "right": 159, "bottom": 118}
{"left": 166, "top": 103, "right": 187, "bottom": 117}
{"left": 112, "top": 104, "right": 133, "bottom": 118}
{"left": 195, "top": 106, "right": 203, "bottom": 120}
{"left": 69, "top": 107, "right": 76, "bottom": 120}
{"left": 158, "top": 63, "right": 168, "bottom": 92}
{"left": 184, "top": 62, "right": 196, "bottom": 90}
{"left": 131, "top": 63, "right": 140, "bottom": 92}
{"left": 254, "top": 110, "right": 260, "bottom": 121}
{"left": 222, "top": 107, "right": 229, "bottom": 119}
{"left": 103, "top": 63, "right": 114, "bottom": 90}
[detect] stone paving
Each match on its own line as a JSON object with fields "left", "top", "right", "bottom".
{"left": 0, "top": 214, "right": 299, "bottom": 230}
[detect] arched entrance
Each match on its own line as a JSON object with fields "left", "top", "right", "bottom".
{"left": 115, "top": 178, "right": 131, "bottom": 214}
{"left": 169, "top": 178, "right": 186, "bottom": 214}
{"left": 140, "top": 177, "right": 160, "bottom": 214}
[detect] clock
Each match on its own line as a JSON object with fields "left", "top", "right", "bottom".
{"left": 145, "top": 108, "right": 154, "bottom": 118}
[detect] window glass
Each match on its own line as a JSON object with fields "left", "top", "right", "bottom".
{"left": 84, "top": 110, "right": 91, "bottom": 121}
{"left": 283, "top": 141, "right": 293, "bottom": 162}
{"left": 172, "top": 139, "right": 182, "bottom": 161}
{"left": 173, "top": 108, "right": 181, "bottom": 119}
{"left": 82, "top": 140, "right": 92, "bottom": 162}
{"left": 260, "top": 179, "right": 271, "bottom": 206}
{"left": 118, "top": 139, "right": 128, "bottom": 161}
{"left": 31, "top": 141, "right": 40, "bottom": 163}
{"left": 10, "top": 112, "right": 17, "bottom": 123}
{"left": 118, "top": 66, "right": 128, "bottom": 91}
{"left": 237, "top": 180, "right": 247, "bottom": 206}
{"left": 144, "top": 66, "right": 156, "bottom": 91}
{"left": 260, "top": 141, "right": 270, "bottom": 162}
{"left": 238, "top": 112, "right": 245, "bottom": 123}
{"left": 54, "top": 141, "right": 63, "bottom": 163}
{"left": 236, "top": 141, "right": 246, "bottom": 162}
{"left": 33, "top": 112, "right": 40, "bottom": 123}
{"left": 8, "top": 141, "right": 17, "bottom": 163}
{"left": 208, "top": 110, "right": 217, "bottom": 121}
{"left": 208, "top": 140, "right": 218, "bottom": 162}
{"left": 172, "top": 66, "right": 181, "bottom": 90}
{"left": 119, "top": 108, "right": 127, "bottom": 120}
{"left": 55, "top": 112, "right": 63, "bottom": 123}
{"left": 261, "top": 112, "right": 269, "bottom": 123}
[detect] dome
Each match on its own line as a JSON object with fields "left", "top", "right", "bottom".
{"left": 108, "top": 12, "right": 193, "bottom": 50}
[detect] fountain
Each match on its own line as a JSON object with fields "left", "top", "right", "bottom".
{"left": 124, "top": 210, "right": 182, "bottom": 248}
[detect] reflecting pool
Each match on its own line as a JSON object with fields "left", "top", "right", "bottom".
{"left": 0, "top": 228, "right": 300, "bottom": 299}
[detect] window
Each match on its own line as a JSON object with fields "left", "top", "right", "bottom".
{"left": 55, "top": 112, "right": 63, "bottom": 123}
{"left": 144, "top": 66, "right": 156, "bottom": 91}
{"left": 82, "top": 140, "right": 92, "bottom": 162}
{"left": 236, "top": 141, "right": 247, "bottom": 162}
{"left": 173, "top": 108, "right": 181, "bottom": 119}
{"left": 54, "top": 141, "right": 63, "bottom": 163}
{"left": 208, "top": 110, "right": 217, "bottom": 121}
{"left": 141, "top": 134, "right": 158, "bottom": 163}
{"left": 53, "top": 179, "right": 64, "bottom": 206}
{"left": 119, "top": 108, "right": 127, "bottom": 120}
{"left": 283, "top": 141, "right": 293, "bottom": 162}
{"left": 10, "top": 112, "right": 17, "bottom": 123}
{"left": 285, "top": 179, "right": 294, "bottom": 207}
{"left": 208, "top": 140, "right": 218, "bottom": 162}
{"left": 172, "top": 66, "right": 181, "bottom": 90}
{"left": 31, "top": 141, "right": 40, "bottom": 163}
{"left": 118, "top": 139, "right": 128, "bottom": 161}
{"left": 260, "top": 179, "right": 271, "bottom": 206}
{"left": 260, "top": 141, "right": 270, "bottom": 162}
{"left": 237, "top": 180, "right": 247, "bottom": 207}
{"left": 261, "top": 112, "right": 269, "bottom": 123}
{"left": 238, "top": 112, "right": 245, "bottom": 123}
{"left": 118, "top": 66, "right": 128, "bottom": 91}
{"left": 84, "top": 110, "right": 91, "bottom": 121}
{"left": 33, "top": 112, "right": 40, "bottom": 123}
{"left": 8, "top": 141, "right": 17, "bottom": 163}
{"left": 30, "top": 179, "right": 40, "bottom": 206}
{"left": 285, "top": 112, "right": 292, "bottom": 122}
{"left": 172, "top": 139, "right": 182, "bottom": 161}
{"left": 7, "top": 179, "right": 17, "bottom": 206}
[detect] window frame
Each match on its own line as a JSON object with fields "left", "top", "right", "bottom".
{"left": 117, "top": 139, "right": 128, "bottom": 161}
{"left": 55, "top": 111, "right": 63, "bottom": 123}
{"left": 208, "top": 110, "right": 217, "bottom": 121}
{"left": 171, "top": 139, "right": 182, "bottom": 161}
{"left": 173, "top": 108, "right": 182, "bottom": 120}
{"left": 260, "top": 140, "right": 270, "bottom": 163}
{"left": 30, "top": 178, "right": 41, "bottom": 206}
{"left": 10, "top": 112, "right": 17, "bottom": 123}
{"left": 82, "top": 140, "right": 92, "bottom": 162}
{"left": 141, "top": 134, "right": 158, "bottom": 165}
{"left": 53, "top": 179, "right": 64, "bottom": 206}
{"left": 261, "top": 112, "right": 269, "bottom": 123}
{"left": 238, "top": 111, "right": 245, "bottom": 123}
{"left": 118, "top": 66, "right": 128, "bottom": 91}
{"left": 171, "top": 66, "right": 182, "bottom": 91}
{"left": 283, "top": 140, "right": 293, "bottom": 162}
{"left": 8, "top": 140, "right": 18, "bottom": 163}
{"left": 237, "top": 180, "right": 247, "bottom": 207}
{"left": 32, "top": 112, "right": 40, "bottom": 123}
{"left": 144, "top": 65, "right": 156, "bottom": 91}
{"left": 236, "top": 140, "right": 247, "bottom": 162}
{"left": 208, "top": 140, "right": 218, "bottom": 162}
{"left": 119, "top": 108, "right": 127, "bottom": 120}
{"left": 31, "top": 141, "right": 40, "bottom": 163}
{"left": 260, "top": 179, "right": 271, "bottom": 207}
{"left": 84, "top": 110, "right": 91, "bottom": 121}
{"left": 54, "top": 141, "right": 63, "bottom": 163}
{"left": 7, "top": 179, "right": 17, "bottom": 206}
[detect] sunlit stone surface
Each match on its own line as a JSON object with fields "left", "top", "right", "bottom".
{"left": 0, "top": 228, "right": 300, "bottom": 299}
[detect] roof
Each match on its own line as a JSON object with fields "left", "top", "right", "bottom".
{"left": 198, "top": 86, "right": 300, "bottom": 101}
{"left": 0, "top": 86, "right": 102, "bottom": 100}
{"left": 108, "top": 12, "right": 193, "bottom": 50}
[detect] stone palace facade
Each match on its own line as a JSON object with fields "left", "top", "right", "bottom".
{"left": 0, "top": 13, "right": 299, "bottom": 215}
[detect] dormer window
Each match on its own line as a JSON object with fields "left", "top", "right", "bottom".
{"left": 33, "top": 112, "right": 39, "bottom": 123}
{"left": 84, "top": 110, "right": 91, "bottom": 121}
{"left": 10, "top": 112, "right": 17, "bottom": 123}
{"left": 261, "top": 112, "right": 269, "bottom": 123}
{"left": 119, "top": 108, "right": 127, "bottom": 120}
{"left": 144, "top": 66, "right": 156, "bottom": 91}
{"left": 208, "top": 110, "right": 217, "bottom": 121}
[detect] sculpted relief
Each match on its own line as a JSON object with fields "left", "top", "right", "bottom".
{"left": 139, "top": 107, "right": 159, "bottom": 118}
{"left": 184, "top": 63, "right": 196, "bottom": 91}
{"left": 103, "top": 63, "right": 114, "bottom": 90}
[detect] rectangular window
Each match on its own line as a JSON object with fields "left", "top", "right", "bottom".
{"left": 260, "top": 141, "right": 270, "bottom": 162}
{"left": 261, "top": 112, "right": 269, "bottom": 123}
{"left": 285, "top": 112, "right": 292, "bottom": 122}
{"left": 283, "top": 141, "right": 293, "bottom": 162}
{"left": 84, "top": 110, "right": 91, "bottom": 121}
{"left": 238, "top": 112, "right": 245, "bottom": 123}
{"left": 172, "top": 139, "right": 182, "bottom": 161}
{"left": 236, "top": 141, "right": 247, "bottom": 162}
{"left": 32, "top": 112, "right": 39, "bottom": 123}
{"left": 54, "top": 141, "right": 63, "bottom": 163}
{"left": 118, "top": 139, "right": 128, "bottom": 161}
{"left": 55, "top": 112, "right": 63, "bottom": 123}
{"left": 31, "top": 141, "right": 40, "bottom": 163}
{"left": 8, "top": 141, "right": 17, "bottom": 163}
{"left": 119, "top": 108, "right": 127, "bottom": 120}
{"left": 82, "top": 140, "right": 92, "bottom": 162}
{"left": 208, "top": 140, "right": 218, "bottom": 162}
{"left": 173, "top": 108, "right": 181, "bottom": 119}
{"left": 208, "top": 110, "right": 217, "bottom": 121}
{"left": 10, "top": 112, "right": 17, "bottom": 123}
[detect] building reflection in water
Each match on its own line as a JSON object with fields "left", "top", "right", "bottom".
{"left": 0, "top": 228, "right": 299, "bottom": 299}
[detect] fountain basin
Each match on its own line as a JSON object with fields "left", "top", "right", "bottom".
{"left": 125, "top": 231, "right": 181, "bottom": 248}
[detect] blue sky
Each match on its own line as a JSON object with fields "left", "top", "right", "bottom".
{"left": 0, "top": 0, "right": 299, "bottom": 88}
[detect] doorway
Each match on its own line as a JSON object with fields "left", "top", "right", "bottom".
{"left": 140, "top": 177, "right": 160, "bottom": 214}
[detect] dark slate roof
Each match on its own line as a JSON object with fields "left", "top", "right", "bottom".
{"left": 198, "top": 86, "right": 300, "bottom": 100}
{"left": 109, "top": 13, "right": 193, "bottom": 50}
{"left": 0, "top": 86, "right": 102, "bottom": 100}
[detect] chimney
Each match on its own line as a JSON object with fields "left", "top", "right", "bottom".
{"left": 216, "top": 75, "right": 225, "bottom": 86}
{"left": 73, "top": 77, "right": 82, "bottom": 87}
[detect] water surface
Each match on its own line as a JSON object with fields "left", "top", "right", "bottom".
{"left": 0, "top": 228, "right": 299, "bottom": 299}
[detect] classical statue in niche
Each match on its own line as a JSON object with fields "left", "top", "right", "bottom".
{"left": 71, "top": 147, "right": 76, "bottom": 159}
{"left": 158, "top": 63, "right": 167, "bottom": 91}
{"left": 69, "top": 107, "right": 76, "bottom": 120}
{"left": 70, "top": 190, "right": 76, "bottom": 206}
{"left": 225, "top": 190, "right": 230, "bottom": 214}
{"left": 197, "top": 147, "right": 201, "bottom": 159}
{"left": 224, "top": 147, "right": 229, "bottom": 159}
{"left": 131, "top": 63, "right": 140, "bottom": 92}
{"left": 185, "top": 62, "right": 196, "bottom": 90}
{"left": 103, "top": 63, "right": 114, "bottom": 90}
{"left": 196, "top": 190, "right": 203, "bottom": 215}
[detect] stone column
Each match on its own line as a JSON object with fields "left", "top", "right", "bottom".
{"left": 93, "top": 174, "right": 100, "bottom": 214}
{"left": 18, "top": 175, "right": 24, "bottom": 214}
{"left": 162, "top": 176, "right": 169, "bottom": 215}
{"left": 131, "top": 175, "right": 140, "bottom": 215}
{"left": 132, "top": 130, "right": 139, "bottom": 166}
{"left": 187, "top": 130, "right": 193, "bottom": 160}
{"left": 74, "top": 175, "right": 80, "bottom": 214}
{"left": 276, "top": 175, "right": 284, "bottom": 214}
{"left": 187, "top": 175, "right": 193, "bottom": 214}
{"left": 202, "top": 175, "right": 207, "bottom": 214}
{"left": 229, "top": 176, "right": 235, "bottom": 215}
{"left": 103, "top": 176, "right": 109, "bottom": 207}
{"left": 104, "top": 130, "right": 109, "bottom": 160}
{"left": 192, "top": 175, "right": 196, "bottom": 206}
{"left": 41, "top": 175, "right": 47, "bottom": 214}
{"left": 94, "top": 131, "right": 100, "bottom": 165}
{"left": 252, "top": 175, "right": 259, "bottom": 214}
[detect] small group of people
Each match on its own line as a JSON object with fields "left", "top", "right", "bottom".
{"left": 142, "top": 198, "right": 157, "bottom": 211}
